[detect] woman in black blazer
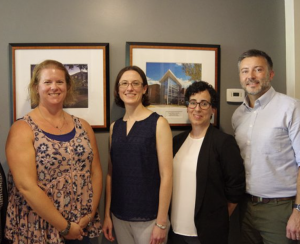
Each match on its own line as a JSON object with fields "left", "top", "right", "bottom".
{"left": 169, "top": 81, "right": 245, "bottom": 244}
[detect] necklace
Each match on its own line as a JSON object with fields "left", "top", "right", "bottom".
{"left": 38, "top": 106, "right": 66, "bottom": 134}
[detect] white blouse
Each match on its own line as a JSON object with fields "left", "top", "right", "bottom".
{"left": 171, "top": 134, "right": 204, "bottom": 236}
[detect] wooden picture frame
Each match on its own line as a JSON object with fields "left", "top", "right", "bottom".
{"left": 10, "top": 43, "right": 110, "bottom": 130}
{"left": 126, "top": 42, "right": 220, "bottom": 128}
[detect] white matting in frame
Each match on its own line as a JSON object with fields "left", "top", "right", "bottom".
{"left": 11, "top": 43, "right": 109, "bottom": 129}
{"left": 126, "top": 42, "right": 220, "bottom": 128}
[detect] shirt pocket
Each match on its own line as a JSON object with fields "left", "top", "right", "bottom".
{"left": 260, "top": 127, "right": 286, "bottom": 154}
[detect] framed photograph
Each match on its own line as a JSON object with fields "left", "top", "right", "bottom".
{"left": 126, "top": 42, "right": 220, "bottom": 128}
{"left": 10, "top": 43, "right": 109, "bottom": 130}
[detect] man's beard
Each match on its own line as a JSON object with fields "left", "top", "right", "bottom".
{"left": 244, "top": 79, "right": 271, "bottom": 96}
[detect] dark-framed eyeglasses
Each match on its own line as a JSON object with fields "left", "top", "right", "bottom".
{"left": 119, "top": 81, "right": 143, "bottom": 89}
{"left": 187, "top": 100, "right": 212, "bottom": 110}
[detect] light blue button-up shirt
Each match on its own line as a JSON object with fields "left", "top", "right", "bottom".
{"left": 232, "top": 87, "right": 300, "bottom": 198}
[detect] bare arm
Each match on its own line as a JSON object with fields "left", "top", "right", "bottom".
{"left": 102, "top": 123, "right": 115, "bottom": 242}
{"left": 6, "top": 120, "right": 83, "bottom": 239}
{"left": 79, "top": 119, "right": 103, "bottom": 228}
{"left": 150, "top": 117, "right": 173, "bottom": 244}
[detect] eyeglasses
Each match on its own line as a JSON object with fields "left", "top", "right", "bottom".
{"left": 187, "top": 100, "right": 211, "bottom": 110}
{"left": 119, "top": 81, "right": 143, "bottom": 89}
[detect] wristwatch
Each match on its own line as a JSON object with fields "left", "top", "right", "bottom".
{"left": 155, "top": 222, "right": 167, "bottom": 230}
{"left": 293, "top": 204, "right": 300, "bottom": 211}
{"left": 59, "top": 221, "right": 71, "bottom": 236}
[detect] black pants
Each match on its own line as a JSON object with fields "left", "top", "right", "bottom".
{"left": 168, "top": 229, "right": 201, "bottom": 244}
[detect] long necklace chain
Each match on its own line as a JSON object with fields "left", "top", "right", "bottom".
{"left": 38, "top": 106, "right": 66, "bottom": 134}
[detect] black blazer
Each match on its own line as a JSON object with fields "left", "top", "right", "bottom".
{"left": 172, "top": 124, "right": 245, "bottom": 244}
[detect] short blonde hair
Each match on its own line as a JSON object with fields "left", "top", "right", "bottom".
{"left": 28, "top": 60, "right": 76, "bottom": 107}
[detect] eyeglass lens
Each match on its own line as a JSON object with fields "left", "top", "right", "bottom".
{"left": 188, "top": 100, "right": 211, "bottom": 109}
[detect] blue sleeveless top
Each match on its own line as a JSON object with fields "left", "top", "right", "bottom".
{"left": 43, "top": 127, "right": 76, "bottom": 142}
{"left": 110, "top": 112, "right": 160, "bottom": 221}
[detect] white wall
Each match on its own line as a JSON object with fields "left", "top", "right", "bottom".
{"left": 285, "top": 0, "right": 300, "bottom": 98}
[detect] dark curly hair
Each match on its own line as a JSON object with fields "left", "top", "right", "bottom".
{"left": 114, "top": 66, "right": 150, "bottom": 108}
{"left": 185, "top": 81, "right": 218, "bottom": 109}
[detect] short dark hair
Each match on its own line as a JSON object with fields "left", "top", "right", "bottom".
{"left": 114, "top": 66, "right": 150, "bottom": 108}
{"left": 185, "top": 81, "right": 218, "bottom": 109}
{"left": 238, "top": 49, "right": 273, "bottom": 70}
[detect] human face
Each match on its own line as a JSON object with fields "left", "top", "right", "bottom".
{"left": 239, "top": 56, "right": 274, "bottom": 99}
{"left": 187, "top": 90, "right": 214, "bottom": 128}
{"left": 118, "top": 70, "right": 147, "bottom": 106}
{"left": 37, "top": 68, "right": 67, "bottom": 106}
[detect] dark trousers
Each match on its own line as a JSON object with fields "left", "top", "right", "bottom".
{"left": 240, "top": 195, "right": 298, "bottom": 244}
{"left": 168, "top": 228, "right": 201, "bottom": 244}
{"left": 65, "top": 236, "right": 91, "bottom": 244}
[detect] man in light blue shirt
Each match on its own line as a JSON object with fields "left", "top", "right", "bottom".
{"left": 232, "top": 49, "right": 300, "bottom": 244}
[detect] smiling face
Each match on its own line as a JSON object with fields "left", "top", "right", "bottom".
{"left": 118, "top": 70, "right": 147, "bottom": 107}
{"left": 239, "top": 56, "right": 274, "bottom": 100}
{"left": 37, "top": 68, "right": 67, "bottom": 107}
{"left": 187, "top": 90, "right": 215, "bottom": 128}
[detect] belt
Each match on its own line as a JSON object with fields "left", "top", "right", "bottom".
{"left": 247, "top": 194, "right": 295, "bottom": 204}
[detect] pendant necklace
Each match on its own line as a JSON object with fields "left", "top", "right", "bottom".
{"left": 38, "top": 106, "right": 66, "bottom": 134}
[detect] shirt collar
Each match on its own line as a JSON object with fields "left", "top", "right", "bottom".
{"left": 242, "top": 86, "right": 276, "bottom": 109}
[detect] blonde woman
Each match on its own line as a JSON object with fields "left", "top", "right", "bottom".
{"left": 5, "top": 60, "right": 102, "bottom": 243}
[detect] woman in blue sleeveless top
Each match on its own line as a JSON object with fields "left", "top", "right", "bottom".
{"left": 103, "top": 66, "right": 173, "bottom": 244}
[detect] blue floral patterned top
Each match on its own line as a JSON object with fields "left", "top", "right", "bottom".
{"left": 5, "top": 115, "right": 102, "bottom": 243}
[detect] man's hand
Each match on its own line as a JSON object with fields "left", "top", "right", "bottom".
{"left": 286, "top": 210, "right": 300, "bottom": 240}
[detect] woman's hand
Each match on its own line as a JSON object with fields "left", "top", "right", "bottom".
{"left": 78, "top": 215, "right": 91, "bottom": 231}
{"left": 64, "top": 222, "right": 84, "bottom": 240}
{"left": 102, "top": 216, "right": 115, "bottom": 242}
{"left": 150, "top": 225, "right": 167, "bottom": 244}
